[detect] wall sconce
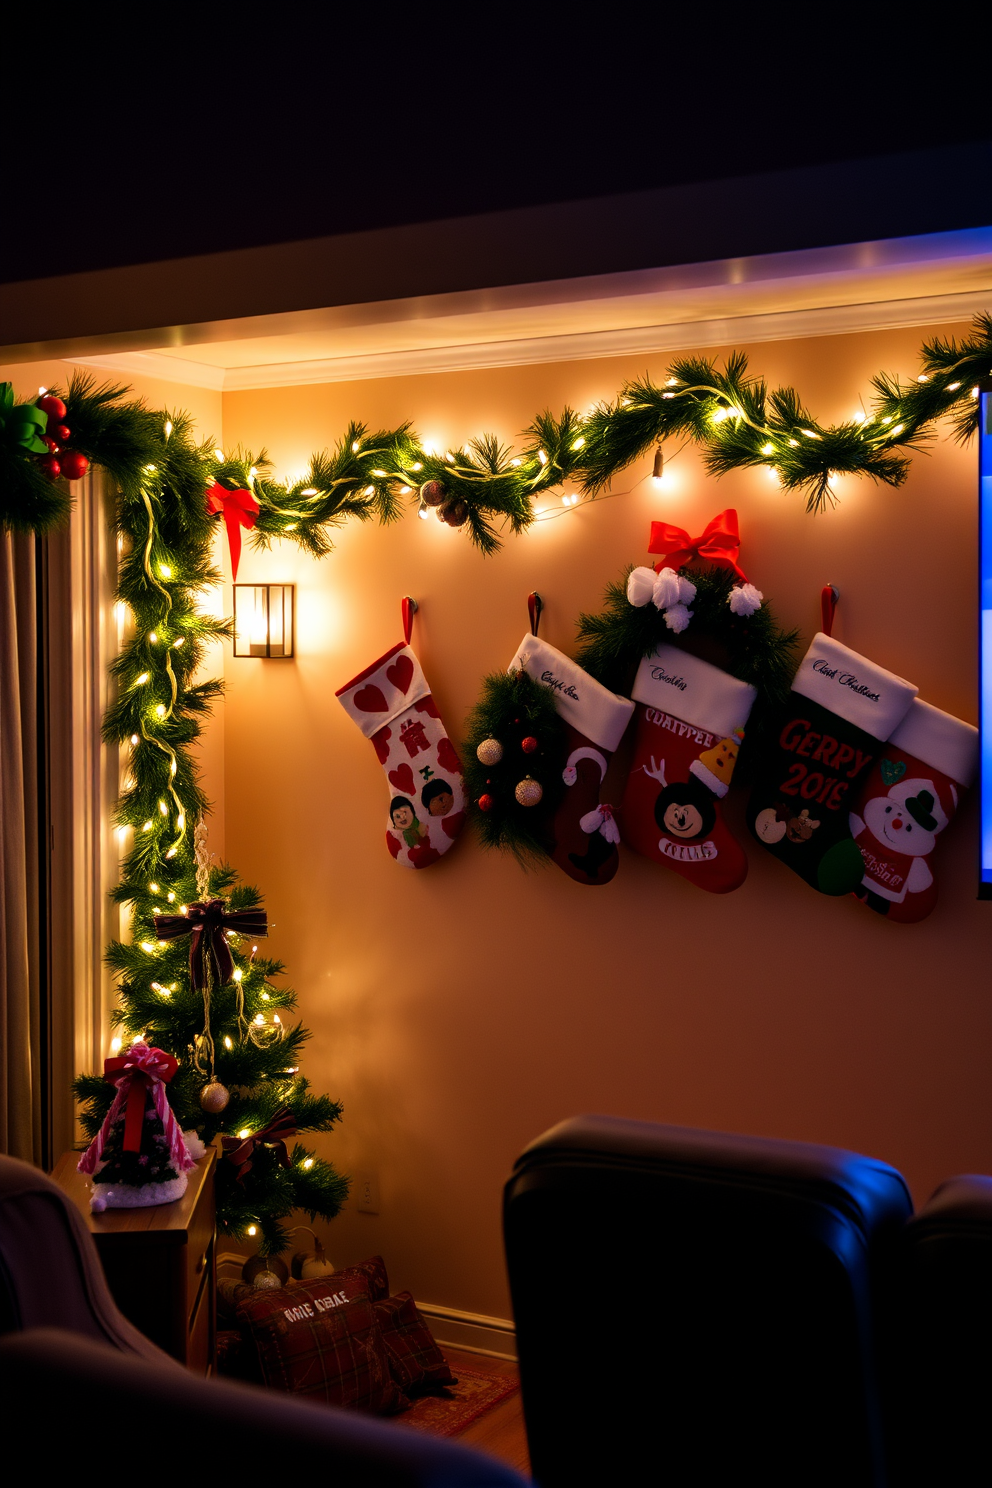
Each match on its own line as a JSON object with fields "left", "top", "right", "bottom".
{"left": 233, "top": 584, "right": 295, "bottom": 658}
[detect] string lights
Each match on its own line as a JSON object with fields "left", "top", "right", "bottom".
{"left": 62, "top": 391, "right": 348, "bottom": 1252}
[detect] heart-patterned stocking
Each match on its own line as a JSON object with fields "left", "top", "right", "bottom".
{"left": 337, "top": 637, "right": 465, "bottom": 868}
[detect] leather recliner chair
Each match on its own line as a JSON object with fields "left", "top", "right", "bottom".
{"left": 504, "top": 1114, "right": 913, "bottom": 1488}
{"left": 0, "top": 1155, "right": 527, "bottom": 1486}
{"left": 885, "top": 1174, "right": 992, "bottom": 1487}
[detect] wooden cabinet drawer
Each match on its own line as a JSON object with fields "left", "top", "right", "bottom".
{"left": 187, "top": 1240, "right": 215, "bottom": 1376}
{"left": 185, "top": 1163, "right": 215, "bottom": 1302}
{"left": 50, "top": 1149, "right": 217, "bottom": 1373}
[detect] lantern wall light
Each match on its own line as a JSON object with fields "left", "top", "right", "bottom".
{"left": 233, "top": 584, "right": 295, "bottom": 659}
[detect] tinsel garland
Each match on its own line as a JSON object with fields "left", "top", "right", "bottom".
{"left": 2, "top": 314, "right": 992, "bottom": 548}
{"left": 462, "top": 669, "right": 568, "bottom": 862}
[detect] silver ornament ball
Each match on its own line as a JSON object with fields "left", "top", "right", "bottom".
{"left": 515, "top": 776, "right": 544, "bottom": 807}
{"left": 199, "top": 1080, "right": 230, "bottom": 1113}
{"left": 476, "top": 738, "right": 504, "bottom": 766}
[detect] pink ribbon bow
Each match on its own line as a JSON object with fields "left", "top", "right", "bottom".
{"left": 77, "top": 1040, "right": 195, "bottom": 1175}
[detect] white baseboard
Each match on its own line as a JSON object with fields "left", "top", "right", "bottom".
{"left": 216, "top": 1253, "right": 517, "bottom": 1361}
{"left": 415, "top": 1303, "right": 517, "bottom": 1362}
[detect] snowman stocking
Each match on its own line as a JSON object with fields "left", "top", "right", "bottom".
{"left": 337, "top": 623, "right": 465, "bottom": 868}
{"left": 747, "top": 633, "right": 917, "bottom": 895}
{"left": 620, "top": 643, "right": 757, "bottom": 893}
{"left": 849, "top": 698, "right": 977, "bottom": 922}
{"left": 509, "top": 634, "right": 634, "bottom": 886}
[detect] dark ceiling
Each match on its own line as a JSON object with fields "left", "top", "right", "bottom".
{"left": 2, "top": 12, "right": 989, "bottom": 285}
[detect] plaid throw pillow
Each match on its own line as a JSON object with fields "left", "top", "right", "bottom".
{"left": 218, "top": 1254, "right": 389, "bottom": 1322}
{"left": 235, "top": 1278, "right": 409, "bottom": 1413}
{"left": 374, "top": 1291, "right": 456, "bottom": 1392}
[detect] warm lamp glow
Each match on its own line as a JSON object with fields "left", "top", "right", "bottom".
{"left": 233, "top": 584, "right": 295, "bottom": 659}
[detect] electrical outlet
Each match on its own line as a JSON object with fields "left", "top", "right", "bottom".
{"left": 355, "top": 1170, "right": 380, "bottom": 1214}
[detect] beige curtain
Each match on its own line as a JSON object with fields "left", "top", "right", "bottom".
{"left": 0, "top": 529, "right": 42, "bottom": 1163}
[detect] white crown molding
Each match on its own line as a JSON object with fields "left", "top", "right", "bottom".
{"left": 68, "top": 350, "right": 226, "bottom": 390}
{"left": 66, "top": 286, "right": 992, "bottom": 393}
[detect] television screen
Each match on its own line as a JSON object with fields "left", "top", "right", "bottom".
{"left": 981, "top": 388, "right": 992, "bottom": 897}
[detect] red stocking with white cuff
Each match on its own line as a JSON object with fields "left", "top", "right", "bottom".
{"left": 509, "top": 634, "right": 634, "bottom": 886}
{"left": 620, "top": 643, "right": 757, "bottom": 893}
{"left": 336, "top": 603, "right": 465, "bottom": 868}
{"left": 849, "top": 697, "right": 978, "bottom": 922}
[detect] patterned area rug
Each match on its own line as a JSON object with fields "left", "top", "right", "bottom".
{"left": 399, "top": 1365, "right": 520, "bottom": 1437}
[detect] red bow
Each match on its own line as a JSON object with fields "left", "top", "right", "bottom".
{"left": 648, "top": 509, "right": 747, "bottom": 581}
{"left": 103, "top": 1043, "right": 179, "bottom": 1154}
{"left": 221, "top": 1106, "right": 297, "bottom": 1185}
{"left": 206, "top": 482, "right": 260, "bottom": 581}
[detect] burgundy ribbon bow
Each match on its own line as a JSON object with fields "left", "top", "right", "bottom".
{"left": 648, "top": 508, "right": 747, "bottom": 581}
{"left": 77, "top": 1041, "right": 192, "bottom": 1175}
{"left": 206, "top": 482, "right": 260, "bottom": 581}
{"left": 153, "top": 899, "right": 267, "bottom": 989}
{"left": 221, "top": 1106, "right": 297, "bottom": 1185}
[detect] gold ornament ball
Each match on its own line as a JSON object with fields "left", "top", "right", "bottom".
{"left": 199, "top": 1080, "right": 230, "bottom": 1113}
{"left": 476, "top": 738, "right": 504, "bottom": 766}
{"left": 515, "top": 776, "right": 544, "bottom": 807}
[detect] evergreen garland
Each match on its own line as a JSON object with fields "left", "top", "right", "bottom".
{"left": 3, "top": 315, "right": 992, "bottom": 546}
{"left": 64, "top": 379, "right": 347, "bottom": 1254}
{"left": 462, "top": 669, "right": 568, "bottom": 863}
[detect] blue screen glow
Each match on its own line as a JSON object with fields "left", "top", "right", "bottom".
{"left": 980, "top": 390, "right": 992, "bottom": 893}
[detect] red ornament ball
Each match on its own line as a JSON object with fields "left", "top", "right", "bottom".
{"left": 39, "top": 456, "right": 61, "bottom": 481}
{"left": 43, "top": 436, "right": 59, "bottom": 453}
{"left": 53, "top": 424, "right": 71, "bottom": 443}
{"left": 420, "top": 479, "right": 447, "bottom": 507}
{"left": 59, "top": 450, "right": 89, "bottom": 482}
{"left": 477, "top": 793, "right": 494, "bottom": 812}
{"left": 37, "top": 394, "right": 66, "bottom": 421}
{"left": 521, "top": 736, "right": 538, "bottom": 754}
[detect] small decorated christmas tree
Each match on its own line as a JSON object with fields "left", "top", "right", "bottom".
{"left": 71, "top": 382, "right": 348, "bottom": 1252}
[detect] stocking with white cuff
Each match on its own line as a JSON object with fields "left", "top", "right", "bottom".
{"left": 509, "top": 634, "right": 634, "bottom": 886}
{"left": 747, "top": 633, "right": 917, "bottom": 896}
{"left": 337, "top": 604, "right": 465, "bottom": 868}
{"left": 620, "top": 643, "right": 757, "bottom": 894}
{"left": 850, "top": 697, "right": 977, "bottom": 922}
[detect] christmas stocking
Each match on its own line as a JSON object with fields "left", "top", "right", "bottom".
{"left": 337, "top": 637, "right": 465, "bottom": 868}
{"left": 849, "top": 698, "right": 977, "bottom": 922}
{"left": 747, "top": 633, "right": 917, "bottom": 895}
{"left": 620, "top": 643, "right": 757, "bottom": 893}
{"left": 509, "top": 634, "right": 634, "bottom": 886}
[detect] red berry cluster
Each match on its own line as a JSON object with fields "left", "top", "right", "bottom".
{"left": 36, "top": 395, "right": 89, "bottom": 483}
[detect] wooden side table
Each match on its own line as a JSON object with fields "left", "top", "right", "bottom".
{"left": 50, "top": 1148, "right": 217, "bottom": 1374}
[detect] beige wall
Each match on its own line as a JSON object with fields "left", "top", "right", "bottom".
{"left": 218, "top": 322, "right": 991, "bottom": 1319}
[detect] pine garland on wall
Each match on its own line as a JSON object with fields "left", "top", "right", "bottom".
{"left": 3, "top": 315, "right": 992, "bottom": 548}
{"left": 64, "top": 385, "right": 347, "bottom": 1252}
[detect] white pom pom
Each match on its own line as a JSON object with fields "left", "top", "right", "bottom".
{"left": 626, "top": 567, "right": 657, "bottom": 607}
{"left": 664, "top": 603, "right": 693, "bottom": 634}
{"left": 677, "top": 574, "right": 697, "bottom": 605}
{"left": 652, "top": 567, "right": 682, "bottom": 609}
{"left": 728, "top": 582, "right": 763, "bottom": 617}
{"left": 183, "top": 1129, "right": 207, "bottom": 1160}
